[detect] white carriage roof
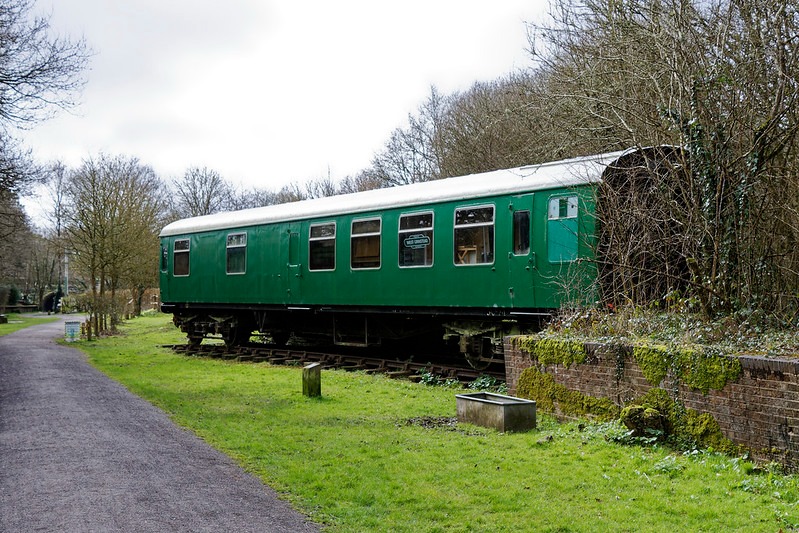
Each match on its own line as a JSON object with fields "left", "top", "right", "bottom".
{"left": 160, "top": 149, "right": 629, "bottom": 237}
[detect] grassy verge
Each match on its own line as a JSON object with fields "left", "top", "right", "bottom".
{"left": 0, "top": 313, "right": 59, "bottom": 336}
{"left": 76, "top": 313, "right": 799, "bottom": 532}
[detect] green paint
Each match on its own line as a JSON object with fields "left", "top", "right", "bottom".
{"left": 160, "top": 184, "right": 599, "bottom": 314}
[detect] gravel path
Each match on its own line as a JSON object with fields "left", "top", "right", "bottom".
{"left": 0, "top": 316, "right": 321, "bottom": 532}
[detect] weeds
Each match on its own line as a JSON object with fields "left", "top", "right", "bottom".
{"left": 417, "top": 369, "right": 460, "bottom": 388}
{"left": 467, "top": 374, "right": 508, "bottom": 394}
{"left": 417, "top": 369, "right": 509, "bottom": 394}
{"left": 548, "top": 305, "right": 799, "bottom": 357}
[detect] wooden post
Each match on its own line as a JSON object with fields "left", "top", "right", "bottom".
{"left": 303, "top": 362, "right": 322, "bottom": 397}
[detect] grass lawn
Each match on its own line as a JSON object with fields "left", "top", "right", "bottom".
{"left": 0, "top": 313, "right": 59, "bottom": 336}
{"left": 74, "top": 313, "right": 799, "bottom": 532}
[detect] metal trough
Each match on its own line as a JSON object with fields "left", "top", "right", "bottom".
{"left": 456, "top": 392, "right": 536, "bottom": 432}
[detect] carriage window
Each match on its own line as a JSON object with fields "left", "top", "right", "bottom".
{"left": 548, "top": 196, "right": 578, "bottom": 219}
{"left": 309, "top": 222, "right": 336, "bottom": 271}
{"left": 454, "top": 206, "right": 494, "bottom": 265}
{"left": 160, "top": 245, "right": 168, "bottom": 272}
{"left": 399, "top": 212, "right": 433, "bottom": 268}
{"left": 226, "top": 232, "right": 247, "bottom": 274}
{"left": 351, "top": 218, "right": 381, "bottom": 269}
{"left": 173, "top": 239, "right": 190, "bottom": 276}
{"left": 513, "top": 210, "right": 530, "bottom": 255}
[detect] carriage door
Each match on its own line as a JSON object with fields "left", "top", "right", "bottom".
{"left": 284, "top": 228, "right": 302, "bottom": 301}
{"left": 547, "top": 195, "right": 579, "bottom": 262}
{"left": 507, "top": 194, "right": 535, "bottom": 307}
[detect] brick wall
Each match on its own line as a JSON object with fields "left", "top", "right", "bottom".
{"left": 505, "top": 337, "right": 799, "bottom": 468}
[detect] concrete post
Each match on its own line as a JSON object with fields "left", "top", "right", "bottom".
{"left": 303, "top": 362, "right": 321, "bottom": 397}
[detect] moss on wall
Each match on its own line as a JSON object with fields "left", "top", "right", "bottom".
{"left": 631, "top": 344, "right": 742, "bottom": 393}
{"left": 515, "top": 335, "right": 741, "bottom": 394}
{"left": 516, "top": 336, "right": 587, "bottom": 368}
{"left": 631, "top": 345, "right": 670, "bottom": 387}
{"left": 511, "top": 335, "right": 744, "bottom": 454}
{"left": 515, "top": 367, "right": 618, "bottom": 421}
{"left": 676, "top": 348, "right": 742, "bottom": 393}
{"left": 516, "top": 336, "right": 742, "bottom": 452}
{"left": 631, "top": 388, "right": 739, "bottom": 453}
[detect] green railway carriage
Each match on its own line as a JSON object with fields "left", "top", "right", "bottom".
{"left": 159, "top": 149, "right": 639, "bottom": 367}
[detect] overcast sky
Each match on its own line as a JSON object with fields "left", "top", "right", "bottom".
{"left": 23, "top": 0, "right": 548, "bottom": 193}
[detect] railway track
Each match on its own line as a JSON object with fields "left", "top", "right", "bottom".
{"left": 164, "top": 343, "right": 506, "bottom": 384}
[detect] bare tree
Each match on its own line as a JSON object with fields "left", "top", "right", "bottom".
{"left": 0, "top": 0, "right": 88, "bottom": 293}
{"left": 23, "top": 232, "right": 59, "bottom": 308}
{"left": 0, "top": 0, "right": 87, "bottom": 193}
{"left": 436, "top": 74, "right": 562, "bottom": 177}
{"left": 172, "top": 166, "right": 234, "bottom": 217}
{"left": 304, "top": 175, "right": 338, "bottom": 199}
{"left": 0, "top": 185, "right": 25, "bottom": 241}
{"left": 365, "top": 75, "right": 573, "bottom": 187}
{"left": 65, "top": 154, "right": 167, "bottom": 334}
{"left": 273, "top": 182, "right": 307, "bottom": 204}
{"left": 530, "top": 0, "right": 799, "bottom": 317}
{"left": 369, "top": 87, "right": 449, "bottom": 186}
{"left": 337, "top": 171, "right": 385, "bottom": 194}
{"left": 0, "top": 0, "right": 88, "bottom": 128}
{"left": 44, "top": 161, "right": 69, "bottom": 236}
{"left": 0, "top": 192, "right": 28, "bottom": 286}
{"left": 229, "top": 187, "right": 278, "bottom": 210}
